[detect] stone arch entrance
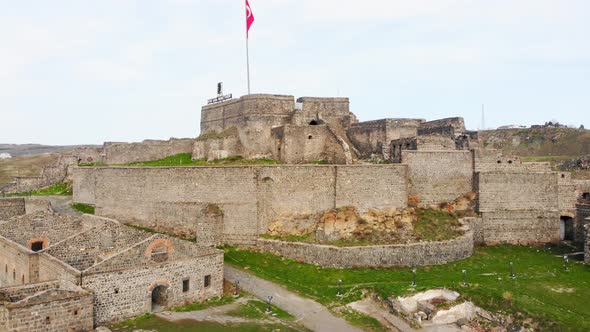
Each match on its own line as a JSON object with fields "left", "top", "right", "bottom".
{"left": 151, "top": 285, "right": 169, "bottom": 312}
{"left": 560, "top": 216, "right": 574, "bottom": 241}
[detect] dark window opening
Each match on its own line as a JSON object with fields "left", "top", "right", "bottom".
{"left": 582, "top": 192, "right": 590, "bottom": 199}
{"left": 31, "top": 241, "right": 44, "bottom": 252}
{"left": 151, "top": 285, "right": 168, "bottom": 312}
{"left": 561, "top": 174, "right": 566, "bottom": 178}
{"left": 560, "top": 216, "right": 575, "bottom": 241}
{"left": 150, "top": 245, "right": 169, "bottom": 263}
{"left": 45, "top": 317, "right": 50, "bottom": 325}
{"left": 74, "top": 310, "right": 78, "bottom": 316}
{"left": 309, "top": 120, "right": 318, "bottom": 125}
{"left": 114, "top": 288, "right": 119, "bottom": 294}
{"left": 497, "top": 160, "right": 502, "bottom": 164}
{"left": 308, "top": 135, "right": 313, "bottom": 139}
{"left": 5, "top": 264, "right": 7, "bottom": 273}
{"left": 204, "top": 275, "right": 211, "bottom": 288}
{"left": 21, "top": 275, "right": 24, "bottom": 284}
{"left": 182, "top": 279, "right": 190, "bottom": 292}
{"left": 405, "top": 144, "right": 411, "bottom": 149}
{"left": 508, "top": 160, "right": 513, "bottom": 164}
{"left": 13, "top": 269, "right": 15, "bottom": 280}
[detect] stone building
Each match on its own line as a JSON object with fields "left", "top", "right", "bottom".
{"left": 0, "top": 211, "right": 223, "bottom": 328}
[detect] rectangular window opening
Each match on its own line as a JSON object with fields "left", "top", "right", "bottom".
{"left": 204, "top": 275, "right": 211, "bottom": 288}
{"left": 182, "top": 279, "right": 190, "bottom": 292}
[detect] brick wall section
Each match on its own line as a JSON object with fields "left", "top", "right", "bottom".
{"left": 82, "top": 235, "right": 223, "bottom": 324}
{"left": 0, "top": 237, "right": 34, "bottom": 288}
{"left": 256, "top": 223, "right": 473, "bottom": 268}
{"left": 270, "top": 125, "right": 348, "bottom": 164}
{"left": 103, "top": 138, "right": 194, "bottom": 165}
{"left": 72, "top": 167, "right": 98, "bottom": 205}
{"left": 346, "top": 119, "right": 424, "bottom": 159}
{"left": 402, "top": 151, "right": 473, "bottom": 206}
{"left": 0, "top": 285, "right": 93, "bottom": 332}
{"left": 478, "top": 172, "right": 559, "bottom": 244}
{"left": 0, "top": 198, "right": 25, "bottom": 221}
{"left": 74, "top": 165, "right": 408, "bottom": 245}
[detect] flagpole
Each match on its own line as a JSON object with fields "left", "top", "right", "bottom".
{"left": 245, "top": 1, "right": 251, "bottom": 95}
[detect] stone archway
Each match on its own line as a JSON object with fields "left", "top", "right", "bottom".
{"left": 148, "top": 280, "right": 171, "bottom": 312}
{"left": 560, "top": 216, "right": 574, "bottom": 241}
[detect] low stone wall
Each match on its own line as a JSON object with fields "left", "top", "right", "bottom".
{"left": 256, "top": 226, "right": 473, "bottom": 269}
{"left": 0, "top": 198, "right": 25, "bottom": 221}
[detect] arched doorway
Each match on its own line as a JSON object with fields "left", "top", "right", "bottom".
{"left": 151, "top": 285, "right": 169, "bottom": 312}
{"left": 560, "top": 216, "right": 574, "bottom": 241}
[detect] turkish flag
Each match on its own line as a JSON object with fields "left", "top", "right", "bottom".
{"left": 246, "top": 0, "right": 255, "bottom": 38}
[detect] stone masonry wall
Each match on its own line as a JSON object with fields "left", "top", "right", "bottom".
{"left": 103, "top": 138, "right": 194, "bottom": 165}
{"left": 478, "top": 172, "right": 559, "bottom": 244}
{"left": 82, "top": 249, "right": 223, "bottom": 324}
{"left": 402, "top": 151, "right": 473, "bottom": 206}
{"left": 346, "top": 119, "right": 423, "bottom": 159}
{"left": 271, "top": 125, "right": 347, "bottom": 164}
{"left": 74, "top": 165, "right": 408, "bottom": 245}
{"left": 0, "top": 198, "right": 25, "bottom": 221}
{"left": 0, "top": 237, "right": 33, "bottom": 288}
{"left": 256, "top": 226, "right": 473, "bottom": 268}
{"left": 585, "top": 221, "right": 590, "bottom": 264}
{"left": 0, "top": 287, "right": 93, "bottom": 332}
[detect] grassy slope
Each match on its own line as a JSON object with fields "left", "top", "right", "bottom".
{"left": 80, "top": 153, "right": 281, "bottom": 167}
{"left": 0, "top": 154, "right": 60, "bottom": 187}
{"left": 2, "top": 181, "right": 72, "bottom": 197}
{"left": 224, "top": 245, "right": 590, "bottom": 331}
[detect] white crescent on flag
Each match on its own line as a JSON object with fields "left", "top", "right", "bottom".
{"left": 246, "top": 0, "right": 255, "bottom": 37}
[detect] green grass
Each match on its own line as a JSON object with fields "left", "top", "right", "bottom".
{"left": 227, "top": 300, "right": 295, "bottom": 321}
{"left": 261, "top": 208, "right": 462, "bottom": 246}
{"left": 414, "top": 208, "right": 463, "bottom": 241}
{"left": 109, "top": 313, "right": 301, "bottom": 332}
{"left": 79, "top": 154, "right": 283, "bottom": 167}
{"left": 171, "top": 294, "right": 236, "bottom": 312}
{"left": 340, "top": 309, "right": 388, "bottom": 332}
{"left": 71, "top": 203, "right": 95, "bottom": 214}
{"left": 224, "top": 245, "right": 590, "bottom": 331}
{"left": 3, "top": 181, "right": 72, "bottom": 197}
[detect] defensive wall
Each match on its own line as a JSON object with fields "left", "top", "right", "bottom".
{"left": 256, "top": 219, "right": 474, "bottom": 268}
{"left": 0, "top": 197, "right": 52, "bottom": 221}
{"left": 477, "top": 172, "right": 560, "bottom": 244}
{"left": 576, "top": 204, "right": 590, "bottom": 243}
{"left": 417, "top": 117, "right": 466, "bottom": 136}
{"left": 270, "top": 124, "right": 348, "bottom": 164}
{"left": 0, "top": 281, "right": 94, "bottom": 332}
{"left": 0, "top": 155, "right": 77, "bottom": 195}
{"left": 346, "top": 119, "right": 424, "bottom": 159}
{"left": 401, "top": 150, "right": 474, "bottom": 206}
{"left": 72, "top": 165, "right": 409, "bottom": 245}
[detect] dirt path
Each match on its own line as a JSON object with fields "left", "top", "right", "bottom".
{"left": 224, "top": 265, "right": 363, "bottom": 332}
{"left": 157, "top": 297, "right": 265, "bottom": 324}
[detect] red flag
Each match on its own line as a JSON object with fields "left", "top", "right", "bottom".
{"left": 246, "top": 0, "right": 255, "bottom": 38}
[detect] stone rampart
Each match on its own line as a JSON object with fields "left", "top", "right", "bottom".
{"left": 576, "top": 204, "right": 590, "bottom": 243}
{"left": 346, "top": 119, "right": 424, "bottom": 159}
{"left": 73, "top": 165, "right": 408, "bottom": 245}
{"left": 0, "top": 198, "right": 25, "bottom": 221}
{"left": 401, "top": 151, "right": 473, "bottom": 206}
{"left": 270, "top": 125, "right": 348, "bottom": 164}
{"left": 418, "top": 117, "right": 465, "bottom": 136}
{"left": 478, "top": 172, "right": 559, "bottom": 244}
{"left": 256, "top": 222, "right": 473, "bottom": 268}
{"left": 102, "top": 138, "right": 194, "bottom": 165}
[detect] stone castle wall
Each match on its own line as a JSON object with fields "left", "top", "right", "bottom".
{"left": 346, "top": 119, "right": 424, "bottom": 159}
{"left": 102, "top": 138, "right": 194, "bottom": 165}
{"left": 417, "top": 117, "right": 465, "bottom": 136}
{"left": 73, "top": 165, "right": 408, "bottom": 245}
{"left": 0, "top": 284, "right": 93, "bottom": 332}
{"left": 478, "top": 172, "right": 559, "bottom": 244}
{"left": 576, "top": 204, "right": 590, "bottom": 243}
{"left": 256, "top": 223, "right": 473, "bottom": 268}
{"left": 0, "top": 198, "right": 25, "bottom": 221}
{"left": 0, "top": 155, "right": 77, "bottom": 195}
{"left": 271, "top": 125, "right": 347, "bottom": 164}
{"left": 401, "top": 150, "right": 473, "bottom": 206}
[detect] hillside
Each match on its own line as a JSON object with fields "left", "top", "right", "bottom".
{"left": 0, "top": 154, "right": 61, "bottom": 187}
{"left": 0, "top": 143, "right": 99, "bottom": 157}
{"left": 479, "top": 127, "right": 590, "bottom": 179}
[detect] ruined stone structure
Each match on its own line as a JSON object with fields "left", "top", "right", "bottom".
{"left": 0, "top": 155, "right": 77, "bottom": 195}
{"left": 0, "top": 211, "right": 223, "bottom": 327}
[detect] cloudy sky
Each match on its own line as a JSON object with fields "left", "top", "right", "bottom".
{"left": 1, "top": 0, "right": 589, "bottom": 145}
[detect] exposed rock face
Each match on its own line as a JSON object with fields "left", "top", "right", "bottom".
{"left": 266, "top": 206, "right": 419, "bottom": 243}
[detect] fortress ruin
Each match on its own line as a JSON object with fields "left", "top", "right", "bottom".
{"left": 1, "top": 93, "right": 590, "bottom": 329}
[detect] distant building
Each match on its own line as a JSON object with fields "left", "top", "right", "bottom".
{"left": 0, "top": 153, "right": 11, "bottom": 160}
